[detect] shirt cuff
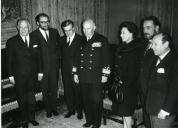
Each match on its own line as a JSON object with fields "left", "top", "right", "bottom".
{"left": 72, "top": 66, "right": 77, "bottom": 74}
{"left": 160, "top": 109, "right": 170, "bottom": 116}
{"left": 102, "top": 66, "right": 111, "bottom": 77}
{"left": 38, "top": 73, "right": 43, "bottom": 77}
{"left": 9, "top": 76, "right": 14, "bottom": 81}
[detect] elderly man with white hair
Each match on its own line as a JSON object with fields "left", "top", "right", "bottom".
{"left": 73, "top": 19, "right": 111, "bottom": 128}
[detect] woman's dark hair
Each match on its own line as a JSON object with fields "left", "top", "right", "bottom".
{"left": 119, "top": 21, "right": 138, "bottom": 39}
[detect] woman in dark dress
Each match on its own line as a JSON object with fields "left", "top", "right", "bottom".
{"left": 112, "top": 21, "right": 144, "bottom": 128}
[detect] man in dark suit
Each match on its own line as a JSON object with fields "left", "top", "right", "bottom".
{"left": 60, "top": 20, "right": 83, "bottom": 119}
{"left": 6, "top": 18, "right": 41, "bottom": 128}
{"left": 73, "top": 19, "right": 111, "bottom": 128}
{"left": 31, "top": 13, "right": 60, "bottom": 118}
{"left": 142, "top": 33, "right": 178, "bottom": 128}
{"left": 139, "top": 16, "right": 161, "bottom": 128}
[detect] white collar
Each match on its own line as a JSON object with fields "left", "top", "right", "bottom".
{"left": 20, "top": 35, "right": 29, "bottom": 41}
{"left": 159, "top": 50, "right": 170, "bottom": 60}
{"left": 39, "top": 28, "right": 49, "bottom": 34}
{"left": 39, "top": 28, "right": 49, "bottom": 41}
{"left": 67, "top": 32, "right": 75, "bottom": 43}
{"left": 20, "top": 35, "right": 30, "bottom": 47}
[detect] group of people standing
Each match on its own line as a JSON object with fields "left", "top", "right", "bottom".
{"left": 112, "top": 16, "right": 178, "bottom": 128}
{"left": 6, "top": 13, "right": 61, "bottom": 128}
{"left": 6, "top": 13, "right": 110, "bottom": 128}
{"left": 6, "top": 12, "right": 178, "bottom": 128}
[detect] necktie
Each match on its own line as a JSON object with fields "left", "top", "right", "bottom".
{"left": 87, "top": 37, "right": 90, "bottom": 41}
{"left": 68, "top": 37, "right": 71, "bottom": 46}
{"left": 45, "top": 31, "right": 49, "bottom": 42}
{"left": 24, "top": 37, "right": 28, "bottom": 47}
{"left": 144, "top": 43, "right": 152, "bottom": 56}
{"left": 156, "top": 56, "right": 161, "bottom": 66}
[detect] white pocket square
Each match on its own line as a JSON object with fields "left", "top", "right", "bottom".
{"left": 157, "top": 68, "right": 165, "bottom": 73}
{"left": 33, "top": 45, "right": 38, "bottom": 48}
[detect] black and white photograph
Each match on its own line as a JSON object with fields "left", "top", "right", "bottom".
{"left": 1, "top": 0, "right": 178, "bottom": 128}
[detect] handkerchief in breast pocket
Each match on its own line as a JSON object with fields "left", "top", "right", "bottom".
{"left": 33, "top": 45, "right": 38, "bottom": 48}
{"left": 157, "top": 68, "right": 165, "bottom": 73}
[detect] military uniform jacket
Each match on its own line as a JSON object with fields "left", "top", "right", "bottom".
{"left": 73, "top": 32, "right": 110, "bottom": 84}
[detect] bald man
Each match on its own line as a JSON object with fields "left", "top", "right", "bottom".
{"left": 6, "top": 18, "right": 42, "bottom": 128}
{"left": 73, "top": 19, "right": 111, "bottom": 128}
{"left": 141, "top": 33, "right": 178, "bottom": 128}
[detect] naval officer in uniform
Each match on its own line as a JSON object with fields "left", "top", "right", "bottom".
{"left": 73, "top": 19, "right": 111, "bottom": 128}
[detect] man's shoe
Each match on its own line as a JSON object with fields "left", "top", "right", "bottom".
{"left": 29, "top": 120, "right": 39, "bottom": 126}
{"left": 46, "top": 112, "right": 52, "bottom": 118}
{"left": 77, "top": 113, "right": 83, "bottom": 120}
{"left": 91, "top": 126, "right": 100, "bottom": 128}
{"left": 22, "top": 122, "right": 28, "bottom": 128}
{"left": 52, "top": 110, "right": 59, "bottom": 116}
{"left": 64, "top": 111, "right": 75, "bottom": 118}
{"left": 82, "top": 122, "right": 91, "bottom": 127}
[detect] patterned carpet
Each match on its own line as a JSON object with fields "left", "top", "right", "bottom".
{"left": 2, "top": 102, "right": 126, "bottom": 128}
{"left": 2, "top": 99, "right": 146, "bottom": 128}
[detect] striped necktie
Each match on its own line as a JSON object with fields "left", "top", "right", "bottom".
{"left": 45, "top": 31, "right": 49, "bottom": 42}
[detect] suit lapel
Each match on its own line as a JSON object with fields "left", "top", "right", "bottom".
{"left": 157, "top": 52, "right": 173, "bottom": 69}
{"left": 69, "top": 34, "right": 77, "bottom": 47}
{"left": 38, "top": 29, "right": 48, "bottom": 44}
{"left": 29, "top": 36, "right": 33, "bottom": 48}
{"left": 18, "top": 35, "right": 28, "bottom": 48}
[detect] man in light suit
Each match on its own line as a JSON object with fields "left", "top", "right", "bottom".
{"left": 6, "top": 18, "right": 42, "bottom": 128}
{"left": 142, "top": 32, "right": 178, "bottom": 128}
{"left": 31, "top": 13, "right": 60, "bottom": 118}
{"left": 60, "top": 20, "right": 83, "bottom": 119}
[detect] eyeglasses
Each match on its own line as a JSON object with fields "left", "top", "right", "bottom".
{"left": 39, "top": 21, "right": 49, "bottom": 24}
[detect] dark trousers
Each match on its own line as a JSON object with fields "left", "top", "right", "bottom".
{"left": 15, "top": 77, "right": 36, "bottom": 122}
{"left": 81, "top": 83, "right": 103, "bottom": 127}
{"left": 62, "top": 71, "right": 83, "bottom": 114}
{"left": 41, "top": 70, "right": 58, "bottom": 113}
{"left": 139, "top": 93, "right": 151, "bottom": 128}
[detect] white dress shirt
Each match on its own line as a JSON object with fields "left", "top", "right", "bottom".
{"left": 21, "top": 35, "right": 30, "bottom": 47}
{"left": 67, "top": 32, "right": 75, "bottom": 46}
{"left": 39, "top": 28, "right": 49, "bottom": 42}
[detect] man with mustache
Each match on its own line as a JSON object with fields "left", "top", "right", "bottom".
{"left": 139, "top": 16, "right": 161, "bottom": 128}
{"left": 31, "top": 13, "right": 60, "bottom": 118}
